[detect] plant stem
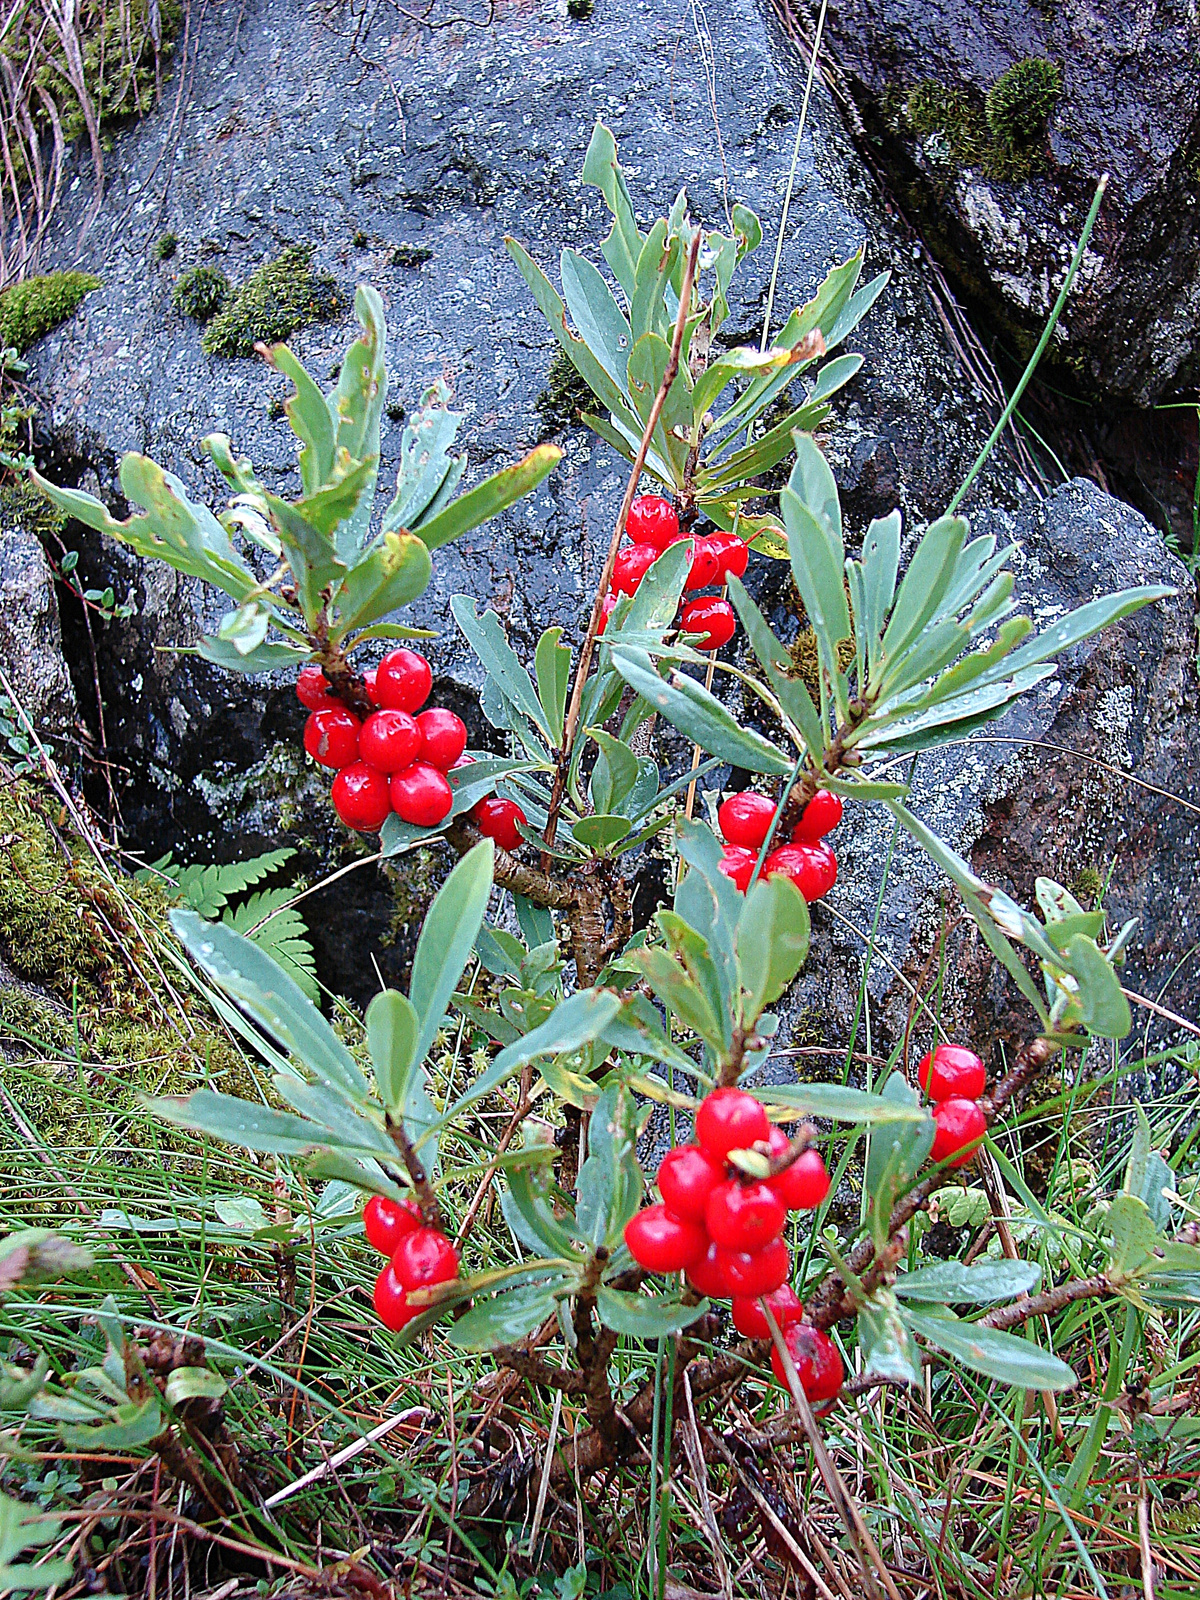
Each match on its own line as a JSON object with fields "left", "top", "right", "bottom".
{"left": 385, "top": 1115, "right": 443, "bottom": 1231}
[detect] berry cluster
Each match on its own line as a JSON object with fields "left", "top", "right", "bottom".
{"left": 298, "top": 650, "right": 465, "bottom": 833}
{"left": 918, "top": 1043, "right": 988, "bottom": 1167}
{"left": 715, "top": 788, "right": 842, "bottom": 901}
{"left": 601, "top": 494, "right": 748, "bottom": 649}
{"left": 623, "top": 1087, "right": 843, "bottom": 1407}
{"left": 364, "top": 1195, "right": 460, "bottom": 1331}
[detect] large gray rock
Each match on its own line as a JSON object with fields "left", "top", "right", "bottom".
{"left": 0, "top": 526, "right": 78, "bottom": 742}
{"left": 815, "top": 0, "right": 1200, "bottom": 407}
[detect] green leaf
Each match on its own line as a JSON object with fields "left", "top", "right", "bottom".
{"left": 594, "top": 1286, "right": 708, "bottom": 1338}
{"left": 445, "top": 989, "right": 623, "bottom": 1119}
{"left": 968, "top": 585, "right": 1176, "bottom": 696}
{"left": 760, "top": 1082, "right": 928, "bottom": 1124}
{"left": 502, "top": 1160, "right": 581, "bottom": 1258}
{"left": 147, "top": 1088, "right": 350, "bottom": 1158}
{"left": 572, "top": 814, "right": 632, "bottom": 853}
{"left": 416, "top": 443, "right": 562, "bottom": 553}
{"left": 902, "top": 1309, "right": 1077, "bottom": 1390}
{"left": 264, "top": 496, "right": 347, "bottom": 621}
{"left": 447, "top": 1281, "right": 566, "bottom": 1351}
{"left": 561, "top": 247, "right": 634, "bottom": 397}
{"left": 580, "top": 121, "right": 644, "bottom": 297}
{"left": 58, "top": 1396, "right": 164, "bottom": 1449}
{"left": 725, "top": 575, "right": 824, "bottom": 757}
{"left": 535, "top": 627, "right": 571, "bottom": 746}
{"left": 735, "top": 874, "right": 810, "bottom": 1023}
{"left": 630, "top": 947, "right": 726, "bottom": 1053}
{"left": 266, "top": 345, "right": 337, "bottom": 496}
{"left": 169, "top": 910, "right": 366, "bottom": 1099}
{"left": 609, "top": 646, "right": 791, "bottom": 775}
{"left": 381, "top": 379, "right": 466, "bottom": 534}
{"left": 587, "top": 728, "right": 639, "bottom": 816}
{"left": 336, "top": 531, "right": 433, "bottom": 631}
{"left": 1065, "top": 933, "right": 1131, "bottom": 1039}
{"left": 878, "top": 515, "right": 968, "bottom": 672}
{"left": 894, "top": 1260, "right": 1041, "bottom": 1304}
{"left": 164, "top": 1367, "right": 227, "bottom": 1406}
{"left": 365, "top": 990, "right": 419, "bottom": 1116}
{"left": 859, "top": 1290, "right": 922, "bottom": 1386}
{"left": 788, "top": 432, "right": 842, "bottom": 544}
{"left": 451, "top": 596, "right": 553, "bottom": 741}
{"left": 225, "top": 892, "right": 319, "bottom": 1004}
{"left": 576, "top": 1081, "right": 642, "bottom": 1247}
{"left": 193, "top": 636, "right": 307, "bottom": 674}
{"left": 1104, "top": 1193, "right": 1158, "bottom": 1285}
{"left": 864, "top": 1073, "right": 935, "bottom": 1241}
{"left": 409, "top": 840, "right": 495, "bottom": 1071}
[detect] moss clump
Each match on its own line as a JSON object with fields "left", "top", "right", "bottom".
{"left": 172, "top": 265, "right": 230, "bottom": 322}
{"left": 1070, "top": 865, "right": 1105, "bottom": 908}
{"left": 567, "top": 0, "right": 594, "bottom": 19}
{"left": 202, "top": 246, "right": 339, "bottom": 359}
{"left": 985, "top": 58, "right": 1062, "bottom": 148}
{"left": 0, "top": 272, "right": 100, "bottom": 353}
{"left": 390, "top": 242, "right": 432, "bottom": 268}
{"left": 0, "top": 479, "right": 67, "bottom": 543}
{"left": 905, "top": 83, "right": 986, "bottom": 168}
{"left": 153, "top": 232, "right": 178, "bottom": 262}
{"left": 536, "top": 348, "right": 595, "bottom": 438}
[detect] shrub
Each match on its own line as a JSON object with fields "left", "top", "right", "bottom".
{"left": 201, "top": 245, "right": 340, "bottom": 358}
{"left": 172, "top": 265, "right": 230, "bottom": 322}
{"left": 0, "top": 271, "right": 100, "bottom": 353}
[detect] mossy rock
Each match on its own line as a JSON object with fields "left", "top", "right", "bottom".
{"left": 904, "top": 58, "right": 1061, "bottom": 183}
{"left": 0, "top": 272, "right": 100, "bottom": 354}
{"left": 535, "top": 348, "right": 595, "bottom": 438}
{"left": 0, "top": 478, "right": 67, "bottom": 543}
{"left": 985, "top": 59, "right": 1062, "bottom": 149}
{"left": 201, "top": 245, "right": 340, "bottom": 359}
{"left": 172, "top": 264, "right": 230, "bottom": 322}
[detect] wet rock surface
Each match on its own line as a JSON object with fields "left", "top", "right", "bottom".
{"left": 813, "top": 0, "right": 1200, "bottom": 407}
{"left": 0, "top": 525, "right": 78, "bottom": 741}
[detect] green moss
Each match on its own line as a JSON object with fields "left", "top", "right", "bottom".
{"left": 172, "top": 265, "right": 230, "bottom": 322}
{"left": 985, "top": 58, "right": 1062, "bottom": 148}
{"left": 567, "top": 0, "right": 594, "bottom": 19}
{"left": 905, "top": 82, "right": 986, "bottom": 167}
{"left": 0, "top": 272, "right": 100, "bottom": 353}
{"left": 1069, "top": 865, "right": 1105, "bottom": 908}
{"left": 202, "top": 246, "right": 340, "bottom": 359}
{"left": 390, "top": 242, "right": 432, "bottom": 268}
{"left": 0, "top": 479, "right": 67, "bottom": 542}
{"left": 153, "top": 232, "right": 178, "bottom": 262}
{"left": 535, "top": 348, "right": 595, "bottom": 438}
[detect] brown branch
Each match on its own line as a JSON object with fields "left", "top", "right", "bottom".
{"left": 980, "top": 1275, "right": 1111, "bottom": 1331}
{"left": 445, "top": 818, "right": 576, "bottom": 908}
{"left": 385, "top": 1115, "right": 443, "bottom": 1231}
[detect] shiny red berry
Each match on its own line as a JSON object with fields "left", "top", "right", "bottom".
{"left": 770, "top": 1322, "right": 844, "bottom": 1405}
{"left": 792, "top": 789, "right": 843, "bottom": 843}
{"left": 679, "top": 596, "right": 736, "bottom": 650}
{"left": 363, "top": 666, "right": 380, "bottom": 705}
{"left": 695, "top": 1087, "right": 770, "bottom": 1163}
{"left": 598, "top": 593, "right": 618, "bottom": 633}
{"left": 657, "top": 1143, "right": 724, "bottom": 1224}
{"left": 613, "top": 543, "right": 657, "bottom": 596}
{"left": 719, "top": 1235, "right": 790, "bottom": 1296}
{"left": 359, "top": 709, "right": 421, "bottom": 774}
{"left": 731, "top": 1284, "right": 804, "bottom": 1340}
{"left": 706, "top": 1179, "right": 786, "bottom": 1253}
{"left": 373, "top": 1264, "right": 417, "bottom": 1331}
{"left": 718, "top": 792, "right": 778, "bottom": 850}
{"left": 332, "top": 762, "right": 393, "bottom": 831}
{"left": 363, "top": 1195, "right": 422, "bottom": 1255}
{"left": 472, "top": 796, "right": 527, "bottom": 852}
{"left": 683, "top": 537, "right": 721, "bottom": 591}
{"left": 624, "top": 1204, "right": 707, "bottom": 1273}
{"left": 626, "top": 493, "right": 680, "bottom": 552}
{"left": 392, "top": 1227, "right": 459, "bottom": 1291}
{"left": 768, "top": 1141, "right": 831, "bottom": 1212}
{"left": 718, "top": 845, "right": 757, "bottom": 893}
{"left": 304, "top": 706, "right": 361, "bottom": 769}
{"left": 706, "top": 529, "right": 749, "bottom": 580}
{"left": 390, "top": 762, "right": 453, "bottom": 828}
{"left": 375, "top": 648, "right": 432, "bottom": 713}
{"left": 918, "top": 1044, "right": 986, "bottom": 1103}
{"left": 417, "top": 707, "right": 467, "bottom": 771}
{"left": 931, "top": 1097, "right": 987, "bottom": 1168}
{"left": 762, "top": 842, "right": 837, "bottom": 901}
{"left": 686, "top": 1239, "right": 732, "bottom": 1299}
{"left": 297, "top": 665, "right": 338, "bottom": 711}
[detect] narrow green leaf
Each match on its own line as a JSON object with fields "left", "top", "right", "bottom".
{"left": 366, "top": 990, "right": 419, "bottom": 1116}
{"left": 878, "top": 515, "right": 968, "bottom": 669}
{"left": 409, "top": 841, "right": 495, "bottom": 1070}
{"left": 595, "top": 1286, "right": 708, "bottom": 1338}
{"left": 451, "top": 596, "right": 553, "bottom": 740}
{"left": 535, "top": 627, "right": 571, "bottom": 745}
{"left": 609, "top": 646, "right": 791, "bottom": 775}
{"left": 735, "top": 874, "right": 810, "bottom": 1023}
{"left": 447, "top": 1281, "right": 565, "bottom": 1351}
{"left": 894, "top": 1260, "right": 1041, "bottom": 1304}
{"left": 1064, "top": 933, "right": 1132, "bottom": 1040}
{"left": 445, "top": 989, "right": 623, "bottom": 1119}
{"left": 903, "top": 1308, "right": 1077, "bottom": 1390}
{"left": 416, "top": 444, "right": 562, "bottom": 553}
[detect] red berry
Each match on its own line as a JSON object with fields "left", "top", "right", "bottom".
{"left": 373, "top": 1264, "right": 417, "bottom": 1331}
{"left": 657, "top": 1143, "right": 724, "bottom": 1224}
{"left": 718, "top": 791, "right": 778, "bottom": 850}
{"left": 706, "top": 529, "right": 749, "bottom": 581}
{"left": 931, "top": 1097, "right": 987, "bottom": 1168}
{"left": 613, "top": 543, "right": 657, "bottom": 596}
{"left": 684, "top": 537, "right": 721, "bottom": 591}
{"left": 363, "top": 666, "right": 380, "bottom": 705}
{"left": 304, "top": 706, "right": 361, "bottom": 769}
{"left": 359, "top": 709, "right": 421, "bottom": 774}
{"left": 731, "top": 1284, "right": 804, "bottom": 1340}
{"left": 392, "top": 1227, "right": 459, "bottom": 1291}
{"left": 695, "top": 1087, "right": 770, "bottom": 1163}
{"left": 332, "top": 762, "right": 393, "bottom": 831}
{"left": 768, "top": 1141, "right": 831, "bottom": 1211}
{"left": 918, "top": 1043, "right": 986, "bottom": 1103}
{"left": 792, "top": 789, "right": 843, "bottom": 843}
{"left": 719, "top": 1235, "right": 790, "bottom": 1296}
{"left": 472, "top": 795, "right": 527, "bottom": 852}
{"left": 679, "top": 595, "right": 736, "bottom": 650}
{"left": 598, "top": 593, "right": 618, "bottom": 633}
{"left": 706, "top": 1179, "right": 786, "bottom": 1253}
{"left": 363, "top": 1195, "right": 422, "bottom": 1255}
{"left": 390, "top": 762, "right": 454, "bottom": 828}
{"left": 626, "top": 493, "right": 680, "bottom": 552}
{"left": 297, "top": 665, "right": 338, "bottom": 711}
{"left": 417, "top": 707, "right": 467, "bottom": 771}
{"left": 624, "top": 1204, "right": 707, "bottom": 1273}
{"left": 718, "top": 845, "right": 757, "bottom": 893}
{"left": 769, "top": 1323, "right": 844, "bottom": 1405}
{"left": 762, "top": 842, "right": 837, "bottom": 902}
{"left": 375, "top": 648, "right": 432, "bottom": 713}
{"left": 686, "top": 1239, "right": 732, "bottom": 1299}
